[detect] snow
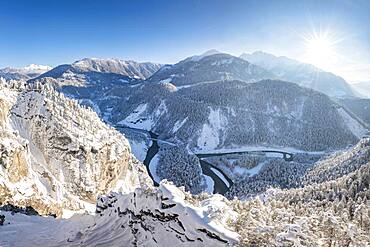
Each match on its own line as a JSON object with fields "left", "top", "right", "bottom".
{"left": 338, "top": 108, "right": 368, "bottom": 138}
{"left": 23, "top": 64, "right": 52, "bottom": 73}
{"left": 219, "top": 161, "right": 267, "bottom": 181}
{"left": 117, "top": 103, "right": 154, "bottom": 130}
{"left": 154, "top": 100, "right": 167, "bottom": 118}
{"left": 0, "top": 211, "right": 95, "bottom": 247}
{"left": 211, "top": 58, "right": 233, "bottom": 66}
{"left": 198, "top": 124, "right": 218, "bottom": 150}
{"left": 0, "top": 182, "right": 239, "bottom": 246}
{"left": 176, "top": 84, "right": 193, "bottom": 89}
{"left": 203, "top": 174, "right": 215, "bottom": 194}
{"left": 195, "top": 144, "right": 326, "bottom": 155}
{"left": 159, "top": 182, "right": 239, "bottom": 242}
{"left": 127, "top": 139, "right": 150, "bottom": 162}
{"left": 241, "top": 160, "right": 266, "bottom": 176}
{"left": 159, "top": 78, "right": 172, "bottom": 83}
{"left": 78, "top": 98, "right": 101, "bottom": 116}
{"left": 172, "top": 117, "right": 188, "bottom": 133}
{"left": 176, "top": 79, "right": 228, "bottom": 90}
{"left": 187, "top": 49, "right": 221, "bottom": 62}
{"left": 265, "top": 152, "right": 284, "bottom": 158}
{"left": 210, "top": 167, "right": 230, "bottom": 187}
{"left": 149, "top": 154, "right": 161, "bottom": 184}
{"left": 0, "top": 64, "right": 52, "bottom": 76}
{"left": 197, "top": 108, "right": 227, "bottom": 151}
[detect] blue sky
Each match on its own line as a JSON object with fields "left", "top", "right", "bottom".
{"left": 1, "top": 0, "right": 370, "bottom": 81}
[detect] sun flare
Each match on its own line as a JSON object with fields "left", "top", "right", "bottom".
{"left": 303, "top": 30, "right": 338, "bottom": 69}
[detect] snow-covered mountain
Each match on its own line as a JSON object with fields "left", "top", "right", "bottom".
{"left": 34, "top": 55, "right": 366, "bottom": 153}
{"left": 0, "top": 64, "right": 52, "bottom": 81}
{"left": 22, "top": 64, "right": 52, "bottom": 75}
{"left": 71, "top": 58, "right": 162, "bottom": 79}
{"left": 1, "top": 57, "right": 369, "bottom": 246}
{"left": 110, "top": 79, "right": 364, "bottom": 151}
{"left": 240, "top": 51, "right": 355, "bottom": 97}
{"left": 31, "top": 58, "right": 162, "bottom": 86}
{"left": 147, "top": 53, "right": 274, "bottom": 86}
{"left": 0, "top": 81, "right": 151, "bottom": 217}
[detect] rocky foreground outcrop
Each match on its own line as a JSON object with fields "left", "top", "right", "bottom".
{"left": 0, "top": 182, "right": 239, "bottom": 247}
{"left": 0, "top": 81, "right": 151, "bottom": 216}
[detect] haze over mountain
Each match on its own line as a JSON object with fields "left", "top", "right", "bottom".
{"left": 351, "top": 81, "right": 370, "bottom": 98}
{"left": 240, "top": 51, "right": 355, "bottom": 97}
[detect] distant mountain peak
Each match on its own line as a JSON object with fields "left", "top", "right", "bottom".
{"left": 22, "top": 64, "right": 52, "bottom": 73}
{"left": 31, "top": 57, "right": 162, "bottom": 83}
{"left": 201, "top": 49, "right": 222, "bottom": 56}
{"left": 187, "top": 49, "right": 223, "bottom": 62}
{"left": 0, "top": 64, "right": 52, "bottom": 80}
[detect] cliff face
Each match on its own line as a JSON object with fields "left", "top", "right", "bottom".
{"left": 0, "top": 82, "right": 151, "bottom": 217}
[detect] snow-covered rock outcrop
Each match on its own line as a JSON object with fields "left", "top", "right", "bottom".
{"left": 0, "top": 181, "right": 239, "bottom": 246}
{"left": 0, "top": 81, "right": 151, "bottom": 216}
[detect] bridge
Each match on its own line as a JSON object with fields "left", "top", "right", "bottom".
{"left": 196, "top": 150, "right": 294, "bottom": 161}
{"left": 115, "top": 124, "right": 294, "bottom": 161}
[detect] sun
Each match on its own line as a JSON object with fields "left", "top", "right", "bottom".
{"left": 303, "top": 30, "right": 338, "bottom": 69}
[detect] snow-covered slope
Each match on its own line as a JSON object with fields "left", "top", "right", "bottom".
{"left": 0, "top": 81, "right": 151, "bottom": 216}
{"left": 0, "top": 182, "right": 239, "bottom": 247}
{"left": 241, "top": 51, "right": 354, "bottom": 97}
{"left": 339, "top": 97, "right": 370, "bottom": 126}
{"left": 337, "top": 107, "right": 368, "bottom": 138}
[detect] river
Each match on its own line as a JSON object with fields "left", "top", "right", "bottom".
{"left": 116, "top": 125, "right": 232, "bottom": 194}
{"left": 116, "top": 125, "right": 298, "bottom": 195}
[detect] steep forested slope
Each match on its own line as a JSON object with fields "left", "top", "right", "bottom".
{"left": 113, "top": 80, "right": 360, "bottom": 151}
